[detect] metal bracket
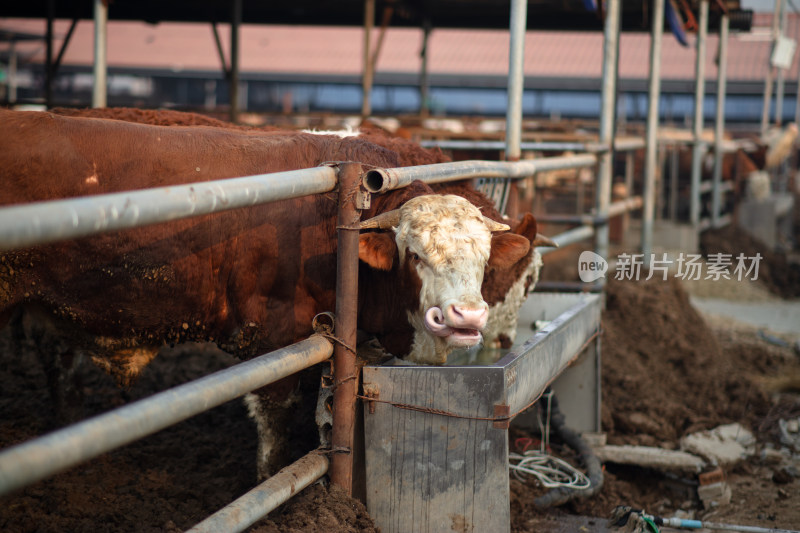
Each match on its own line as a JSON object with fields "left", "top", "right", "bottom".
{"left": 493, "top": 404, "right": 511, "bottom": 429}
{"left": 356, "top": 187, "right": 372, "bottom": 210}
{"left": 363, "top": 383, "right": 380, "bottom": 414}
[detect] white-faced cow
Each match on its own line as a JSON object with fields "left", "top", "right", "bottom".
{"left": 0, "top": 108, "right": 552, "bottom": 476}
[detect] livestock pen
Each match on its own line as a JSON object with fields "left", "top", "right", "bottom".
{"left": 0, "top": 141, "right": 644, "bottom": 531}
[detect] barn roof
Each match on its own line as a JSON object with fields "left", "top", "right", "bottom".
{"left": 0, "top": 0, "right": 750, "bottom": 33}
{"left": 0, "top": 13, "right": 793, "bottom": 84}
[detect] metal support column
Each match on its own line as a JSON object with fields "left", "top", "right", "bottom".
{"left": 596, "top": 0, "right": 621, "bottom": 266}
{"left": 506, "top": 0, "right": 528, "bottom": 162}
{"left": 775, "top": 0, "right": 788, "bottom": 125}
{"left": 642, "top": 0, "right": 665, "bottom": 260}
{"left": 420, "top": 18, "right": 431, "bottom": 116}
{"left": 330, "top": 163, "right": 363, "bottom": 495}
{"left": 8, "top": 40, "right": 16, "bottom": 103}
{"left": 45, "top": 0, "right": 54, "bottom": 107}
{"left": 761, "top": 0, "right": 783, "bottom": 134}
{"left": 690, "top": 0, "right": 709, "bottom": 227}
{"left": 92, "top": 0, "right": 108, "bottom": 108}
{"left": 229, "top": 0, "right": 241, "bottom": 123}
{"left": 712, "top": 14, "right": 729, "bottom": 227}
{"left": 361, "top": 0, "right": 375, "bottom": 117}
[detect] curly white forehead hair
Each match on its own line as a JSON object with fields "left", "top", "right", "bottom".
{"left": 393, "top": 194, "right": 493, "bottom": 267}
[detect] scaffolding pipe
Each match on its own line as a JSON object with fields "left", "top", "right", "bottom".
{"left": 329, "top": 163, "right": 362, "bottom": 495}
{"left": 712, "top": 14, "right": 730, "bottom": 228}
{"left": 92, "top": 0, "right": 108, "bottom": 108}
{"left": 690, "top": 0, "right": 709, "bottom": 227}
{"left": 362, "top": 155, "right": 597, "bottom": 194}
{"left": 0, "top": 336, "right": 333, "bottom": 497}
{"left": 506, "top": 0, "right": 528, "bottom": 162}
{"left": 596, "top": 0, "right": 621, "bottom": 266}
{"left": 187, "top": 453, "right": 329, "bottom": 533}
{"left": 0, "top": 166, "right": 338, "bottom": 252}
{"left": 642, "top": 0, "right": 664, "bottom": 260}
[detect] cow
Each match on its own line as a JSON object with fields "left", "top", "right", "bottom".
{"left": 0, "top": 108, "right": 552, "bottom": 476}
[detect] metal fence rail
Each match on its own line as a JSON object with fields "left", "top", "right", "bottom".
{"left": 362, "top": 155, "right": 598, "bottom": 194}
{"left": 0, "top": 335, "right": 333, "bottom": 497}
{"left": 187, "top": 452, "right": 329, "bottom": 533}
{"left": 0, "top": 166, "right": 337, "bottom": 251}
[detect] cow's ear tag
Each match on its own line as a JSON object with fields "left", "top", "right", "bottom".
{"left": 359, "top": 233, "right": 396, "bottom": 271}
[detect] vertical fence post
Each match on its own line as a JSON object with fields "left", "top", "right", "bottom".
{"left": 92, "top": 0, "right": 108, "bottom": 109}
{"left": 506, "top": 0, "right": 527, "bottom": 163}
{"left": 229, "top": 0, "right": 242, "bottom": 124}
{"left": 330, "top": 163, "right": 364, "bottom": 496}
{"left": 690, "top": 0, "right": 709, "bottom": 228}
{"left": 642, "top": 0, "right": 664, "bottom": 262}
{"left": 712, "top": 14, "right": 729, "bottom": 228}
{"left": 596, "top": 0, "right": 621, "bottom": 272}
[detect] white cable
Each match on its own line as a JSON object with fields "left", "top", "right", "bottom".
{"left": 509, "top": 450, "right": 591, "bottom": 489}
{"left": 514, "top": 389, "right": 590, "bottom": 490}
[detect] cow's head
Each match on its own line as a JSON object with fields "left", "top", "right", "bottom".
{"left": 359, "top": 194, "right": 538, "bottom": 364}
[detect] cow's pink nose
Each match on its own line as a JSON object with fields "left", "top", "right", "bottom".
{"left": 445, "top": 305, "right": 488, "bottom": 330}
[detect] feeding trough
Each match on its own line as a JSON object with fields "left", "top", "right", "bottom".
{"left": 362, "top": 292, "right": 602, "bottom": 532}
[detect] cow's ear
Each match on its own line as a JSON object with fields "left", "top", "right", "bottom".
{"left": 488, "top": 233, "right": 530, "bottom": 269}
{"left": 512, "top": 213, "right": 538, "bottom": 241}
{"left": 359, "top": 233, "right": 397, "bottom": 271}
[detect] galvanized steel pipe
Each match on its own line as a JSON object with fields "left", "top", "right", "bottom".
{"left": 0, "top": 166, "right": 338, "bottom": 252}
{"left": 538, "top": 225, "right": 595, "bottom": 257}
{"left": 362, "top": 155, "right": 597, "bottom": 194}
{"left": 0, "top": 336, "right": 333, "bottom": 497}
{"left": 690, "top": 0, "right": 709, "bottom": 227}
{"left": 641, "top": 0, "right": 665, "bottom": 261}
{"left": 92, "top": 0, "right": 107, "bottom": 108}
{"left": 595, "top": 0, "right": 621, "bottom": 267}
{"left": 712, "top": 14, "right": 729, "bottom": 228}
{"left": 186, "top": 452, "right": 329, "bottom": 533}
{"left": 506, "top": 0, "right": 528, "bottom": 161}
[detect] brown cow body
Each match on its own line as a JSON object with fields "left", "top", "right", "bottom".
{"left": 0, "top": 108, "right": 546, "bottom": 476}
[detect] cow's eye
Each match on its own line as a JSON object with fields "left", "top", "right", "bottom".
{"left": 411, "top": 252, "right": 421, "bottom": 263}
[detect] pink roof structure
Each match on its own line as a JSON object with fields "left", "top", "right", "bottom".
{"left": 1, "top": 14, "right": 798, "bottom": 82}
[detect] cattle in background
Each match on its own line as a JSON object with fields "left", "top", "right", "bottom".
{"left": 0, "top": 109, "right": 552, "bottom": 476}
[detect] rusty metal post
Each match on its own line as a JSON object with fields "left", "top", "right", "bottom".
{"left": 330, "top": 162, "right": 364, "bottom": 495}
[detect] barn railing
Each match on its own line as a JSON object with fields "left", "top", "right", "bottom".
{"left": 0, "top": 151, "right": 632, "bottom": 531}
